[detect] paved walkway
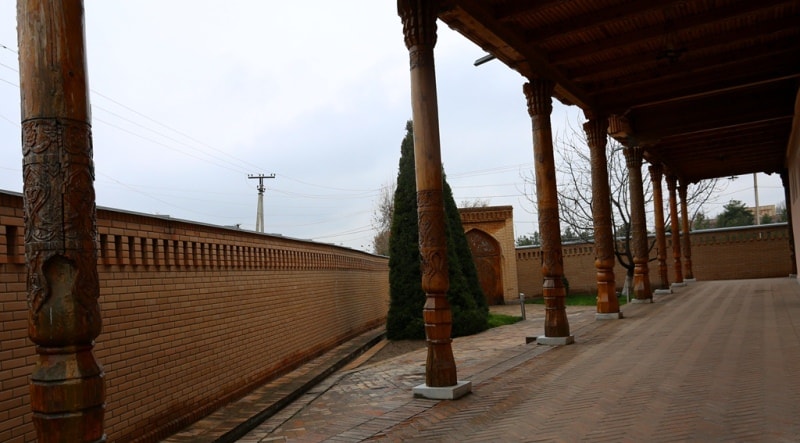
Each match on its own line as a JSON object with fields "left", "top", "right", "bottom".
{"left": 168, "top": 278, "right": 800, "bottom": 442}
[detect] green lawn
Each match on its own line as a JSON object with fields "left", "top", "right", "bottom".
{"left": 527, "top": 292, "right": 628, "bottom": 306}
{"left": 488, "top": 312, "right": 522, "bottom": 328}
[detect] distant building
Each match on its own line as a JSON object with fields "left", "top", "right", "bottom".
{"left": 748, "top": 204, "right": 776, "bottom": 220}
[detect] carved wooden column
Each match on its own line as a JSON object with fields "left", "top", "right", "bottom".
{"left": 17, "top": 1, "right": 106, "bottom": 441}
{"left": 780, "top": 170, "right": 797, "bottom": 276}
{"left": 678, "top": 178, "right": 695, "bottom": 281}
{"left": 398, "top": 0, "right": 470, "bottom": 399}
{"left": 666, "top": 174, "right": 685, "bottom": 286}
{"left": 623, "top": 146, "right": 652, "bottom": 302}
{"left": 649, "top": 165, "right": 671, "bottom": 293}
{"left": 583, "top": 115, "right": 621, "bottom": 319}
{"left": 523, "top": 79, "right": 573, "bottom": 344}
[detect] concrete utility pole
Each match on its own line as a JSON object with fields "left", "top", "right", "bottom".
{"left": 753, "top": 173, "right": 760, "bottom": 225}
{"left": 249, "top": 173, "right": 275, "bottom": 233}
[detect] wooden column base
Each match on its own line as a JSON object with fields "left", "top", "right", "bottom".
{"left": 595, "top": 272, "right": 620, "bottom": 314}
{"left": 422, "top": 297, "right": 457, "bottom": 388}
{"left": 30, "top": 347, "right": 106, "bottom": 443}
{"left": 542, "top": 277, "right": 572, "bottom": 338}
{"left": 633, "top": 265, "right": 652, "bottom": 302}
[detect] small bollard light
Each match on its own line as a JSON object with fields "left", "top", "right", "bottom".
{"left": 519, "top": 292, "right": 526, "bottom": 320}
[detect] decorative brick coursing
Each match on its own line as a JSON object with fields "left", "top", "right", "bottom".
{"left": 516, "top": 224, "right": 793, "bottom": 297}
{"left": 0, "top": 191, "right": 388, "bottom": 443}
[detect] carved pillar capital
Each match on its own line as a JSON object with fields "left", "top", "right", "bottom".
{"left": 649, "top": 164, "right": 663, "bottom": 184}
{"left": 523, "top": 79, "right": 555, "bottom": 117}
{"left": 623, "top": 146, "right": 643, "bottom": 168}
{"left": 666, "top": 174, "right": 678, "bottom": 192}
{"left": 678, "top": 177, "right": 689, "bottom": 200}
{"left": 398, "top": 0, "right": 438, "bottom": 69}
{"left": 583, "top": 116, "right": 608, "bottom": 150}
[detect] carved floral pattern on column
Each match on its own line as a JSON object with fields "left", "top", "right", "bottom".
{"left": 523, "top": 79, "right": 561, "bottom": 277}
{"left": 623, "top": 147, "right": 644, "bottom": 255}
{"left": 417, "top": 189, "right": 448, "bottom": 292}
{"left": 584, "top": 117, "right": 614, "bottom": 269}
{"left": 624, "top": 146, "right": 652, "bottom": 298}
{"left": 22, "top": 119, "right": 100, "bottom": 340}
{"left": 523, "top": 78, "right": 570, "bottom": 337}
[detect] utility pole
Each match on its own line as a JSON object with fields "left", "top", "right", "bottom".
{"left": 249, "top": 173, "right": 275, "bottom": 233}
{"left": 753, "top": 173, "right": 760, "bottom": 225}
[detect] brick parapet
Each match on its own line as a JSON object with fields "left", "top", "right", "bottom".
{"left": 0, "top": 190, "right": 388, "bottom": 443}
{"left": 516, "top": 224, "right": 793, "bottom": 297}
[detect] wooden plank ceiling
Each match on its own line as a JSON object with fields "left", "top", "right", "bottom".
{"left": 438, "top": 0, "right": 800, "bottom": 183}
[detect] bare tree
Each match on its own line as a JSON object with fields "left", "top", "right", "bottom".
{"left": 523, "top": 121, "right": 724, "bottom": 294}
{"left": 371, "top": 181, "right": 395, "bottom": 255}
{"left": 460, "top": 198, "right": 490, "bottom": 208}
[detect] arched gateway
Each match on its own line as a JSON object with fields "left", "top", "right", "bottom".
{"left": 466, "top": 229, "right": 504, "bottom": 305}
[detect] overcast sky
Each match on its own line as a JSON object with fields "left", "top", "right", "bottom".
{"left": 0, "top": 2, "right": 786, "bottom": 252}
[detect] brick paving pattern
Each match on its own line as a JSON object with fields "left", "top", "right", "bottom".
{"left": 168, "top": 278, "right": 800, "bottom": 442}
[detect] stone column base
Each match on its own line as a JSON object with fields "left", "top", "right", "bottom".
{"left": 671, "top": 282, "right": 687, "bottom": 288}
{"left": 631, "top": 298, "right": 652, "bottom": 304}
{"left": 596, "top": 312, "right": 623, "bottom": 320}
{"left": 413, "top": 381, "right": 472, "bottom": 400}
{"left": 654, "top": 288, "right": 673, "bottom": 295}
{"left": 684, "top": 278, "right": 697, "bottom": 282}
{"left": 531, "top": 335, "right": 575, "bottom": 346}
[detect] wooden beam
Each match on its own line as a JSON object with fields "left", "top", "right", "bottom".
{"left": 525, "top": 0, "right": 680, "bottom": 43}
{"left": 439, "top": 0, "right": 596, "bottom": 110}
{"left": 570, "top": 15, "right": 800, "bottom": 83}
{"left": 627, "top": 83, "right": 797, "bottom": 142}
{"left": 549, "top": 0, "right": 793, "bottom": 64}
{"left": 592, "top": 48, "right": 800, "bottom": 112}
{"left": 493, "top": 0, "right": 568, "bottom": 21}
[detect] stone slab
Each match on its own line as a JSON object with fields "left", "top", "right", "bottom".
{"left": 596, "top": 312, "right": 623, "bottom": 320}
{"left": 535, "top": 335, "right": 575, "bottom": 346}
{"left": 654, "top": 288, "right": 673, "bottom": 295}
{"left": 631, "top": 298, "right": 653, "bottom": 304}
{"left": 671, "top": 282, "right": 687, "bottom": 288}
{"left": 413, "top": 381, "right": 472, "bottom": 400}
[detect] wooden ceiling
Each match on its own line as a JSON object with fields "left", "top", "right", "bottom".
{"left": 438, "top": 0, "right": 800, "bottom": 183}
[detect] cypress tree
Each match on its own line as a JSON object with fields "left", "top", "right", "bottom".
{"left": 386, "top": 120, "right": 489, "bottom": 339}
{"left": 386, "top": 121, "right": 426, "bottom": 339}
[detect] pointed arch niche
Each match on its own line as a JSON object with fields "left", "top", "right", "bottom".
{"left": 460, "top": 206, "right": 519, "bottom": 305}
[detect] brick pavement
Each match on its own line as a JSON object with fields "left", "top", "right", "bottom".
{"left": 169, "top": 278, "right": 800, "bottom": 442}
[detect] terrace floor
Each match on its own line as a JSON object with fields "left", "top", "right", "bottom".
{"left": 169, "top": 277, "right": 800, "bottom": 442}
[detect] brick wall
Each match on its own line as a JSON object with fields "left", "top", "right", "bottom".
{"left": 0, "top": 191, "right": 389, "bottom": 443}
{"left": 516, "top": 224, "right": 793, "bottom": 298}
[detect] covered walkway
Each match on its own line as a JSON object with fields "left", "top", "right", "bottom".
{"left": 225, "top": 278, "right": 800, "bottom": 442}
